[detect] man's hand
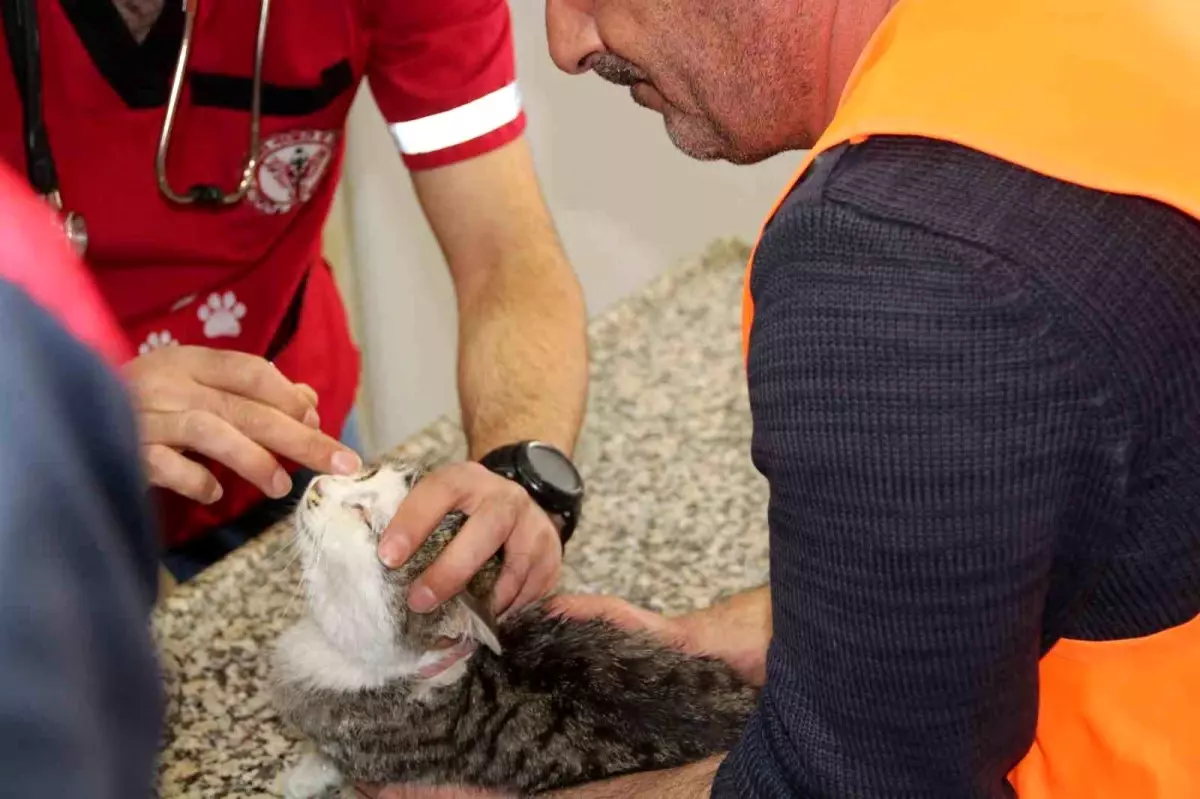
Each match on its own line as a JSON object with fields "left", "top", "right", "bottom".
{"left": 551, "top": 587, "right": 772, "bottom": 687}
{"left": 378, "top": 461, "right": 562, "bottom": 617}
{"left": 549, "top": 594, "right": 695, "bottom": 650}
{"left": 125, "top": 345, "right": 361, "bottom": 503}
{"left": 357, "top": 785, "right": 511, "bottom": 798}
{"left": 675, "top": 587, "right": 772, "bottom": 686}
{"left": 357, "top": 757, "right": 721, "bottom": 799}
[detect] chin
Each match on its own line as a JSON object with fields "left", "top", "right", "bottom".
{"left": 663, "top": 115, "right": 774, "bottom": 165}
{"left": 662, "top": 121, "right": 721, "bottom": 161}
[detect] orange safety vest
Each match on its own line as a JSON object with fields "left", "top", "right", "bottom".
{"left": 741, "top": 0, "right": 1200, "bottom": 796}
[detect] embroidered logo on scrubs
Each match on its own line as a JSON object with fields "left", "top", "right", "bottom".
{"left": 138, "top": 330, "right": 178, "bottom": 356}
{"left": 199, "top": 292, "right": 247, "bottom": 339}
{"left": 249, "top": 129, "right": 337, "bottom": 214}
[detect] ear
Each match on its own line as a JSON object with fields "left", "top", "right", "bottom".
{"left": 451, "top": 592, "right": 503, "bottom": 656}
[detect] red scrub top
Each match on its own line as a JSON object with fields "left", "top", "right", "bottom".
{"left": 0, "top": 0, "right": 527, "bottom": 546}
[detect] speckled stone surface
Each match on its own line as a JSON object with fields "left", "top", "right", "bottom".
{"left": 152, "top": 238, "right": 770, "bottom": 798}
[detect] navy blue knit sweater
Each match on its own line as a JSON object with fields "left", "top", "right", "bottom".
{"left": 713, "top": 137, "right": 1200, "bottom": 797}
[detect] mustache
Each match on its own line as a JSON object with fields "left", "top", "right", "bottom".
{"left": 588, "top": 53, "right": 647, "bottom": 87}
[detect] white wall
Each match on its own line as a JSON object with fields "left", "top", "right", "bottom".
{"left": 337, "top": 2, "right": 797, "bottom": 453}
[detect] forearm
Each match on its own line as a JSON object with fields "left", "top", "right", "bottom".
{"left": 676, "top": 586, "right": 772, "bottom": 686}
{"left": 544, "top": 756, "right": 721, "bottom": 799}
{"left": 412, "top": 138, "right": 589, "bottom": 460}
{"left": 455, "top": 229, "right": 588, "bottom": 459}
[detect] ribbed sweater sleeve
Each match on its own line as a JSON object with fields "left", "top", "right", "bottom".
{"left": 714, "top": 142, "right": 1129, "bottom": 797}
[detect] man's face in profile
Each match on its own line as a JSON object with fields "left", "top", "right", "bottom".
{"left": 545, "top": 0, "right": 824, "bottom": 164}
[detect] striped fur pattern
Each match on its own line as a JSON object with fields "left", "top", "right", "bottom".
{"left": 270, "top": 460, "right": 757, "bottom": 795}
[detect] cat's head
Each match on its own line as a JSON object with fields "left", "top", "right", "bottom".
{"left": 290, "top": 458, "right": 503, "bottom": 674}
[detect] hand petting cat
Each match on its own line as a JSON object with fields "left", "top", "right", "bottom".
{"left": 379, "top": 461, "right": 563, "bottom": 618}
{"left": 350, "top": 592, "right": 768, "bottom": 799}
{"left": 549, "top": 588, "right": 772, "bottom": 687}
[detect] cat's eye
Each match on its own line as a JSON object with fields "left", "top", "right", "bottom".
{"left": 354, "top": 465, "right": 380, "bottom": 482}
{"left": 349, "top": 502, "right": 372, "bottom": 526}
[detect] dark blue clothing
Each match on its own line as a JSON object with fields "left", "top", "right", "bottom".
{"left": 0, "top": 280, "right": 162, "bottom": 798}
{"left": 714, "top": 138, "right": 1200, "bottom": 797}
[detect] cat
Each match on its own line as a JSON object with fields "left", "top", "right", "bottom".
{"left": 269, "top": 457, "right": 758, "bottom": 798}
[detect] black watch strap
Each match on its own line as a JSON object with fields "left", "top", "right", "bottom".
{"left": 480, "top": 441, "right": 583, "bottom": 546}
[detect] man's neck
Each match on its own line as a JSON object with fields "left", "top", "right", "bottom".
{"left": 111, "top": 0, "right": 165, "bottom": 43}
{"left": 820, "top": 0, "right": 898, "bottom": 131}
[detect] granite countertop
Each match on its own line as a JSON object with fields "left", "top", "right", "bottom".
{"left": 152, "top": 238, "right": 770, "bottom": 798}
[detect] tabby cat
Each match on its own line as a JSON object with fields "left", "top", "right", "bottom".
{"left": 270, "top": 458, "right": 757, "bottom": 798}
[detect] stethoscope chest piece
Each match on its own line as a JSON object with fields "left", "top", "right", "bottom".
{"left": 62, "top": 210, "right": 88, "bottom": 257}
{"left": 8, "top": 0, "right": 272, "bottom": 257}
{"left": 43, "top": 191, "right": 88, "bottom": 257}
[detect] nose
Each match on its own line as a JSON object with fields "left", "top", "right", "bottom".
{"left": 546, "top": 0, "right": 604, "bottom": 75}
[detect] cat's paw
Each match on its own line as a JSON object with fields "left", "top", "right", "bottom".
{"left": 277, "top": 751, "right": 345, "bottom": 799}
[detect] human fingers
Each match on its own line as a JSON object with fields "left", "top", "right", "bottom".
{"left": 140, "top": 409, "right": 291, "bottom": 498}
{"left": 181, "top": 346, "right": 319, "bottom": 425}
{"left": 491, "top": 506, "right": 562, "bottom": 616}
{"left": 547, "top": 594, "right": 691, "bottom": 650}
{"left": 402, "top": 475, "right": 530, "bottom": 613}
{"left": 206, "top": 389, "right": 360, "bottom": 477}
{"left": 295, "top": 382, "right": 319, "bottom": 407}
{"left": 142, "top": 443, "right": 223, "bottom": 504}
{"left": 378, "top": 462, "right": 496, "bottom": 568}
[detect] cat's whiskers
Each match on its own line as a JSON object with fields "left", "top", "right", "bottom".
{"left": 282, "top": 573, "right": 307, "bottom": 621}
{"left": 264, "top": 532, "right": 303, "bottom": 570}
{"left": 297, "top": 521, "right": 331, "bottom": 614}
{"left": 282, "top": 517, "right": 321, "bottom": 621}
{"left": 276, "top": 533, "right": 307, "bottom": 574}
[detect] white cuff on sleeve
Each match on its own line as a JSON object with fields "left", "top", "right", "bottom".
{"left": 388, "top": 83, "right": 522, "bottom": 156}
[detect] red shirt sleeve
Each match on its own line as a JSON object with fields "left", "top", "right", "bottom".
{"left": 365, "top": 0, "right": 526, "bottom": 171}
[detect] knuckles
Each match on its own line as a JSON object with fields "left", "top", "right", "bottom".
{"left": 178, "top": 409, "right": 215, "bottom": 444}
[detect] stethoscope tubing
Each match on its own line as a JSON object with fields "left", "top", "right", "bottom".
{"left": 157, "top": 0, "right": 271, "bottom": 207}
{"left": 4, "top": 0, "right": 271, "bottom": 247}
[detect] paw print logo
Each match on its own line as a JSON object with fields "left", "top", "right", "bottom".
{"left": 198, "top": 291, "right": 247, "bottom": 339}
{"left": 137, "top": 330, "right": 178, "bottom": 356}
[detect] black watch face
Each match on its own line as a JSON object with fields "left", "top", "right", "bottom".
{"left": 523, "top": 442, "right": 583, "bottom": 497}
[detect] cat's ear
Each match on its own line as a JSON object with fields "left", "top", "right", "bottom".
{"left": 452, "top": 592, "right": 502, "bottom": 656}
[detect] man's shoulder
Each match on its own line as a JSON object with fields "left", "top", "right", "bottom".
{"left": 775, "top": 135, "right": 1199, "bottom": 272}
{"left": 763, "top": 135, "right": 1200, "bottom": 334}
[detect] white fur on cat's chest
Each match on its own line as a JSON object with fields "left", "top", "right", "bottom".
{"left": 277, "top": 749, "right": 348, "bottom": 799}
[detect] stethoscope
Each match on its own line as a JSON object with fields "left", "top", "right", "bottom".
{"left": 2, "top": 0, "right": 271, "bottom": 257}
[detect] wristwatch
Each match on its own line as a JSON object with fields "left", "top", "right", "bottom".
{"left": 480, "top": 441, "right": 584, "bottom": 545}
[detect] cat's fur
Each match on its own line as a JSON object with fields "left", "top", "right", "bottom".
{"left": 270, "top": 459, "right": 758, "bottom": 797}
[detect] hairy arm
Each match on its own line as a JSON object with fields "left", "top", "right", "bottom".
{"left": 545, "top": 756, "right": 722, "bottom": 799}
{"left": 370, "top": 758, "right": 722, "bottom": 799}
{"left": 370, "top": 756, "right": 719, "bottom": 799}
{"left": 677, "top": 586, "right": 772, "bottom": 686}
{"left": 412, "top": 137, "right": 588, "bottom": 458}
